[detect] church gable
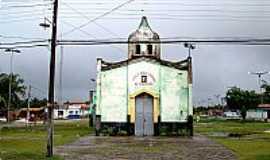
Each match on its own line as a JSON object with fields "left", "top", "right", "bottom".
{"left": 99, "top": 56, "right": 189, "bottom": 71}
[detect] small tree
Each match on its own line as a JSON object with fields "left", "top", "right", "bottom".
{"left": 0, "top": 73, "right": 26, "bottom": 110}
{"left": 261, "top": 83, "right": 270, "bottom": 103}
{"left": 226, "top": 87, "right": 260, "bottom": 120}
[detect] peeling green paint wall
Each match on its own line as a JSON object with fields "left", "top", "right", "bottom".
{"left": 160, "top": 66, "right": 188, "bottom": 122}
{"left": 99, "top": 66, "right": 128, "bottom": 122}
{"left": 96, "top": 60, "right": 192, "bottom": 123}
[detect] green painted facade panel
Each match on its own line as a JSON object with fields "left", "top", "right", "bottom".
{"left": 99, "top": 67, "right": 128, "bottom": 122}
{"left": 160, "top": 66, "right": 188, "bottom": 122}
{"left": 128, "top": 61, "right": 160, "bottom": 94}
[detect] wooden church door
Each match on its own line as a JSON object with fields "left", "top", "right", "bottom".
{"left": 135, "top": 93, "right": 154, "bottom": 136}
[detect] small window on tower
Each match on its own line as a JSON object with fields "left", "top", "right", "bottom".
{"left": 136, "top": 45, "right": 141, "bottom": 55}
{"left": 141, "top": 75, "right": 147, "bottom": 83}
{"left": 147, "top": 45, "right": 152, "bottom": 55}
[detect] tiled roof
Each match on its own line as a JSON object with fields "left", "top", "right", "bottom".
{"left": 258, "top": 104, "right": 270, "bottom": 108}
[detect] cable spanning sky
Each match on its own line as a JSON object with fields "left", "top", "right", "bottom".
{"left": 0, "top": 0, "right": 270, "bottom": 106}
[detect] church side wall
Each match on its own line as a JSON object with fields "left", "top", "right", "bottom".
{"left": 160, "top": 66, "right": 189, "bottom": 122}
{"left": 99, "top": 67, "right": 128, "bottom": 122}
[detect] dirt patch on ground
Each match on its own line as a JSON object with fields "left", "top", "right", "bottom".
{"left": 55, "top": 135, "right": 236, "bottom": 160}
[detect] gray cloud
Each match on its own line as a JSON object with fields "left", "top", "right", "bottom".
{"left": 1, "top": 0, "right": 270, "bottom": 105}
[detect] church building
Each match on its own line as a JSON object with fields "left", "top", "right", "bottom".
{"left": 95, "top": 16, "right": 193, "bottom": 136}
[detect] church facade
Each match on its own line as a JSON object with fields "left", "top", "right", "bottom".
{"left": 95, "top": 17, "right": 193, "bottom": 136}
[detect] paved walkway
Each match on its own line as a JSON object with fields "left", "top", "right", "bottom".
{"left": 55, "top": 135, "right": 236, "bottom": 160}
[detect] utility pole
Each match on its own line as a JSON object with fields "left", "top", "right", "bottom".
{"left": 58, "top": 45, "right": 64, "bottom": 118}
{"left": 184, "top": 43, "right": 194, "bottom": 114}
{"left": 47, "top": 0, "right": 59, "bottom": 157}
{"left": 248, "top": 71, "right": 270, "bottom": 104}
{"left": 8, "top": 52, "right": 13, "bottom": 123}
{"left": 26, "top": 85, "right": 31, "bottom": 127}
{"left": 4, "top": 48, "right": 20, "bottom": 123}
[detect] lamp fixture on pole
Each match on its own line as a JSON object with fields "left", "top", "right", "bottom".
{"left": 39, "top": 17, "right": 51, "bottom": 29}
{"left": 184, "top": 42, "right": 196, "bottom": 58}
{"left": 248, "top": 71, "right": 270, "bottom": 104}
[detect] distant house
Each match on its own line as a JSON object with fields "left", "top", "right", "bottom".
{"left": 247, "top": 104, "right": 270, "bottom": 121}
{"left": 54, "top": 101, "right": 89, "bottom": 119}
{"left": 207, "top": 108, "right": 224, "bottom": 117}
{"left": 17, "top": 107, "right": 45, "bottom": 121}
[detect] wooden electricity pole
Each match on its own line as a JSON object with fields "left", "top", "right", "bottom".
{"left": 26, "top": 85, "right": 31, "bottom": 127}
{"left": 47, "top": 0, "right": 59, "bottom": 157}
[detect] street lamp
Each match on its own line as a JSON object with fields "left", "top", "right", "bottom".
{"left": 248, "top": 71, "right": 270, "bottom": 104}
{"left": 4, "top": 48, "right": 20, "bottom": 123}
{"left": 184, "top": 42, "right": 196, "bottom": 57}
{"left": 39, "top": 17, "right": 51, "bottom": 29}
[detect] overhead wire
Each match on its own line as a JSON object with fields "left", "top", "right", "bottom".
{"left": 0, "top": 17, "right": 46, "bottom": 24}
{"left": 61, "top": 20, "right": 126, "bottom": 53}
{"left": 60, "top": 2, "right": 125, "bottom": 53}
{"left": 61, "top": 2, "right": 121, "bottom": 38}
{"left": 0, "top": 34, "right": 47, "bottom": 41}
{"left": 0, "top": 40, "right": 49, "bottom": 45}
{"left": 61, "top": 0, "right": 135, "bottom": 36}
{"left": 58, "top": 16, "right": 270, "bottom": 22}
{"left": 0, "top": 3, "right": 53, "bottom": 10}
{"left": 2, "top": 0, "right": 270, "bottom": 48}
{"left": 0, "top": 44, "right": 49, "bottom": 50}
{"left": 0, "top": 0, "right": 52, "bottom": 24}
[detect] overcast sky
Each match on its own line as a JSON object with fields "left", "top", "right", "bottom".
{"left": 1, "top": 0, "right": 270, "bottom": 106}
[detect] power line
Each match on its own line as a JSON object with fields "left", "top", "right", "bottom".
{"left": 0, "top": 40, "right": 49, "bottom": 45}
{"left": 0, "top": 3, "right": 53, "bottom": 10}
{"left": 0, "top": 44, "right": 49, "bottom": 49}
{"left": 57, "top": 38, "right": 270, "bottom": 46}
{"left": 2, "top": 11, "right": 51, "bottom": 17}
{"left": 54, "top": 0, "right": 270, "bottom": 6}
{"left": 61, "top": 2, "right": 121, "bottom": 38}
{"left": 61, "top": 21, "right": 96, "bottom": 38}
{"left": 0, "top": 34, "right": 46, "bottom": 40}
{"left": 62, "top": 0, "right": 135, "bottom": 36}
{"left": 0, "top": 8, "right": 50, "bottom": 15}
{"left": 1, "top": 37, "right": 270, "bottom": 49}
{"left": 58, "top": 9, "right": 270, "bottom": 14}
{"left": 60, "top": 2, "right": 125, "bottom": 53}
{"left": 0, "top": 17, "right": 45, "bottom": 24}
{"left": 58, "top": 16, "right": 270, "bottom": 22}
{"left": 57, "top": 14, "right": 270, "bottom": 19}
{"left": 1, "top": 14, "right": 51, "bottom": 22}
{"left": 61, "top": 21, "right": 126, "bottom": 53}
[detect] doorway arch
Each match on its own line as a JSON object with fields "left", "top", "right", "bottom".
{"left": 128, "top": 89, "right": 159, "bottom": 125}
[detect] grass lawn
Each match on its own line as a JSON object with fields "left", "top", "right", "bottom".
{"left": 0, "top": 120, "right": 93, "bottom": 160}
{"left": 195, "top": 119, "right": 270, "bottom": 160}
